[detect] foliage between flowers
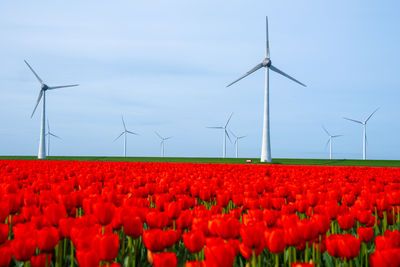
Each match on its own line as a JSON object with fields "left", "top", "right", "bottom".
{"left": 0, "top": 160, "right": 400, "bottom": 267}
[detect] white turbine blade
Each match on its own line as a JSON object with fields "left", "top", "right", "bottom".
{"left": 269, "top": 65, "right": 306, "bottom": 87}
{"left": 47, "top": 119, "right": 50, "bottom": 132}
{"left": 127, "top": 130, "right": 138, "bottom": 135}
{"left": 113, "top": 132, "right": 124, "bottom": 142}
{"left": 225, "top": 129, "right": 232, "bottom": 143}
{"left": 164, "top": 136, "right": 173, "bottom": 140}
{"left": 49, "top": 133, "right": 61, "bottom": 139}
{"left": 226, "top": 63, "right": 263, "bottom": 87}
{"left": 365, "top": 107, "right": 380, "bottom": 123}
{"left": 24, "top": 60, "right": 43, "bottom": 84}
{"left": 332, "top": 135, "right": 343, "bottom": 138}
{"left": 154, "top": 131, "right": 163, "bottom": 139}
{"left": 325, "top": 139, "right": 330, "bottom": 150}
{"left": 229, "top": 130, "right": 237, "bottom": 139}
{"left": 121, "top": 116, "right": 127, "bottom": 131}
{"left": 343, "top": 117, "right": 363, "bottom": 124}
{"left": 238, "top": 135, "right": 247, "bottom": 139}
{"left": 266, "top": 16, "right": 270, "bottom": 58}
{"left": 322, "top": 126, "right": 330, "bottom": 136}
{"left": 225, "top": 113, "right": 234, "bottom": 128}
{"left": 47, "top": 84, "right": 79, "bottom": 90}
{"left": 207, "top": 126, "right": 224, "bottom": 129}
{"left": 31, "top": 89, "right": 43, "bottom": 118}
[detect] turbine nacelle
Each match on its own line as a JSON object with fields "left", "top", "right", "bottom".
{"left": 262, "top": 58, "right": 271, "bottom": 67}
{"left": 41, "top": 84, "right": 49, "bottom": 90}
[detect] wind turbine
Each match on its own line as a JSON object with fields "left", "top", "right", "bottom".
{"left": 322, "top": 126, "right": 342, "bottom": 160}
{"left": 25, "top": 60, "right": 78, "bottom": 159}
{"left": 343, "top": 108, "right": 379, "bottom": 160}
{"left": 226, "top": 17, "right": 306, "bottom": 162}
{"left": 229, "top": 130, "right": 246, "bottom": 158}
{"left": 207, "top": 113, "right": 233, "bottom": 158}
{"left": 155, "top": 132, "right": 172, "bottom": 157}
{"left": 114, "top": 116, "right": 138, "bottom": 157}
{"left": 46, "top": 120, "right": 61, "bottom": 156}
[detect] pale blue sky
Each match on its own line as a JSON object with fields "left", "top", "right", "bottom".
{"left": 1, "top": 1, "right": 399, "bottom": 159}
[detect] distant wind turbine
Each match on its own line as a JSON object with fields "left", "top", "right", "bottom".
{"left": 322, "top": 126, "right": 342, "bottom": 160}
{"left": 155, "top": 132, "right": 172, "bottom": 157}
{"left": 25, "top": 60, "right": 78, "bottom": 159}
{"left": 114, "top": 116, "right": 138, "bottom": 157}
{"left": 207, "top": 113, "right": 233, "bottom": 158}
{"left": 46, "top": 120, "right": 61, "bottom": 156}
{"left": 229, "top": 130, "right": 246, "bottom": 158}
{"left": 227, "top": 16, "right": 306, "bottom": 163}
{"left": 343, "top": 108, "right": 379, "bottom": 160}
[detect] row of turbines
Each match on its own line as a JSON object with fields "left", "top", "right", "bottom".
{"left": 24, "top": 16, "right": 377, "bottom": 161}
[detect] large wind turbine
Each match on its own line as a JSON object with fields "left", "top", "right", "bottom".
{"left": 322, "top": 126, "right": 342, "bottom": 160}
{"left": 343, "top": 108, "right": 379, "bottom": 160}
{"left": 114, "top": 116, "right": 138, "bottom": 157}
{"left": 229, "top": 130, "right": 246, "bottom": 158}
{"left": 25, "top": 60, "right": 78, "bottom": 159}
{"left": 46, "top": 120, "right": 61, "bottom": 156}
{"left": 227, "top": 17, "right": 306, "bottom": 162}
{"left": 155, "top": 132, "right": 172, "bottom": 157}
{"left": 207, "top": 113, "right": 233, "bottom": 158}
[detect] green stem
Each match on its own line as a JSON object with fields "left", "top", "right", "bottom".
{"left": 133, "top": 238, "right": 138, "bottom": 267}
{"left": 70, "top": 239, "right": 74, "bottom": 267}
{"left": 305, "top": 241, "right": 309, "bottom": 263}
{"left": 128, "top": 236, "right": 132, "bottom": 267}
{"left": 45, "top": 254, "right": 48, "bottom": 267}
{"left": 274, "top": 253, "right": 279, "bottom": 267}
{"left": 63, "top": 239, "right": 67, "bottom": 260}
{"left": 8, "top": 214, "right": 12, "bottom": 241}
{"left": 251, "top": 249, "right": 256, "bottom": 267}
{"left": 383, "top": 211, "right": 387, "bottom": 233}
{"left": 102, "top": 225, "right": 105, "bottom": 235}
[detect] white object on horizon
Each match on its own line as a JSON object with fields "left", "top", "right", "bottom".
{"left": 226, "top": 17, "right": 306, "bottom": 163}
{"left": 322, "top": 126, "right": 342, "bottom": 160}
{"left": 46, "top": 119, "right": 61, "bottom": 156}
{"left": 207, "top": 113, "right": 233, "bottom": 158}
{"left": 229, "top": 130, "right": 246, "bottom": 158}
{"left": 343, "top": 108, "right": 379, "bottom": 160}
{"left": 114, "top": 116, "right": 138, "bottom": 157}
{"left": 155, "top": 132, "right": 172, "bottom": 157}
{"left": 25, "top": 60, "right": 78, "bottom": 159}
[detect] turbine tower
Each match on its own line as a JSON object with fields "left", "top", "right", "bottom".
{"left": 25, "top": 60, "right": 78, "bottom": 159}
{"left": 46, "top": 120, "right": 61, "bottom": 156}
{"left": 155, "top": 132, "right": 172, "bottom": 157}
{"left": 322, "top": 126, "right": 342, "bottom": 160}
{"left": 227, "top": 17, "right": 306, "bottom": 162}
{"left": 343, "top": 108, "right": 379, "bottom": 160}
{"left": 114, "top": 116, "right": 138, "bottom": 157}
{"left": 229, "top": 130, "right": 246, "bottom": 158}
{"left": 207, "top": 113, "right": 233, "bottom": 158}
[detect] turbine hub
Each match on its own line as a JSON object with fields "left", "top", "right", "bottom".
{"left": 262, "top": 58, "right": 271, "bottom": 67}
{"left": 41, "top": 84, "right": 49, "bottom": 90}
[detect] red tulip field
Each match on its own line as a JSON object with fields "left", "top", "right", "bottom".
{"left": 0, "top": 160, "right": 400, "bottom": 267}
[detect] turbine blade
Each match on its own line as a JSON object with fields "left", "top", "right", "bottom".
{"left": 266, "top": 16, "right": 270, "bottom": 58}
{"left": 47, "top": 84, "right": 79, "bottom": 90}
{"left": 269, "top": 65, "right": 306, "bottom": 87}
{"left": 206, "top": 127, "right": 224, "bottom": 129}
{"left": 113, "top": 132, "right": 124, "bottom": 142}
{"left": 31, "top": 89, "right": 43, "bottom": 118}
{"left": 121, "top": 116, "right": 126, "bottom": 130}
{"left": 365, "top": 107, "right": 380, "bottom": 123}
{"left": 47, "top": 119, "right": 50, "bottom": 132}
{"left": 229, "top": 130, "right": 237, "bottom": 139}
{"left": 154, "top": 131, "right": 163, "bottom": 139}
{"left": 50, "top": 133, "right": 61, "bottom": 139}
{"left": 343, "top": 117, "right": 363, "bottom": 124}
{"left": 164, "top": 136, "right": 173, "bottom": 140}
{"left": 225, "top": 113, "right": 233, "bottom": 128}
{"left": 226, "top": 63, "right": 263, "bottom": 87}
{"left": 127, "top": 130, "right": 138, "bottom": 135}
{"left": 238, "top": 135, "right": 247, "bottom": 139}
{"left": 332, "top": 135, "right": 343, "bottom": 138}
{"left": 322, "top": 125, "right": 330, "bottom": 136}
{"left": 225, "top": 129, "right": 232, "bottom": 143}
{"left": 24, "top": 60, "right": 43, "bottom": 84}
{"left": 325, "top": 139, "right": 330, "bottom": 150}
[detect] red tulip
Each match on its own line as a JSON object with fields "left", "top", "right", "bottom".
{"left": 292, "top": 263, "right": 315, "bottom": 267}
{"left": 239, "top": 223, "right": 264, "bottom": 249}
{"left": 183, "top": 230, "right": 205, "bottom": 253}
{"left": 43, "top": 203, "right": 67, "bottom": 227}
{"left": 94, "top": 232, "right": 119, "bottom": 262}
{"left": 164, "top": 229, "right": 182, "bottom": 248}
{"left": 152, "top": 252, "right": 177, "bottom": 267}
{"left": 370, "top": 248, "right": 400, "bottom": 267}
{"left": 143, "top": 229, "right": 167, "bottom": 252}
{"left": 185, "top": 261, "right": 202, "bottom": 267}
{"left": 204, "top": 243, "right": 236, "bottom": 267}
{"left": 337, "top": 213, "right": 355, "bottom": 231}
{"left": 30, "top": 253, "right": 52, "bottom": 267}
{"left": 239, "top": 242, "right": 264, "bottom": 259}
{"left": 76, "top": 249, "right": 100, "bottom": 267}
{"left": 265, "top": 229, "right": 286, "bottom": 254}
{"left": 93, "top": 201, "right": 116, "bottom": 226}
{"left": 357, "top": 227, "right": 374, "bottom": 243}
{"left": 166, "top": 202, "right": 181, "bottom": 220}
{"left": 122, "top": 215, "right": 143, "bottom": 239}
{"left": 36, "top": 226, "right": 60, "bottom": 252}
{"left": 0, "top": 224, "right": 8, "bottom": 245}
{"left": 0, "top": 245, "right": 12, "bottom": 267}
{"left": 11, "top": 238, "right": 36, "bottom": 262}
{"left": 146, "top": 211, "right": 168, "bottom": 229}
